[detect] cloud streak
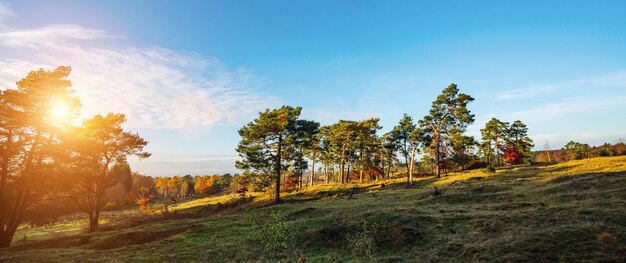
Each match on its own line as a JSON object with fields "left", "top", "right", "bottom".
{"left": 495, "top": 85, "right": 554, "bottom": 100}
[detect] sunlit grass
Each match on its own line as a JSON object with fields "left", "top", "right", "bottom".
{"left": 429, "top": 169, "right": 496, "bottom": 186}
{"left": 537, "top": 155, "right": 626, "bottom": 182}
{"left": 168, "top": 194, "right": 237, "bottom": 211}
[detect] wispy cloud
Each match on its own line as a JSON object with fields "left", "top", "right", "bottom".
{"left": 503, "top": 95, "right": 626, "bottom": 122}
{"left": 0, "top": 6, "right": 277, "bottom": 133}
{"left": 0, "top": 24, "right": 112, "bottom": 48}
{"left": 495, "top": 85, "right": 554, "bottom": 100}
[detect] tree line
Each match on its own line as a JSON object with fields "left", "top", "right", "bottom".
{"left": 236, "top": 84, "right": 535, "bottom": 203}
{"left": 534, "top": 140, "right": 626, "bottom": 163}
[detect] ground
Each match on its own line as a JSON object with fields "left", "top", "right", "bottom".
{"left": 1, "top": 156, "right": 625, "bottom": 262}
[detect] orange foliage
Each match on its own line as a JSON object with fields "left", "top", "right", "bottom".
{"left": 194, "top": 175, "right": 218, "bottom": 195}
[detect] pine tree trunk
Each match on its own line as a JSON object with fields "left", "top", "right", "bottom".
{"left": 310, "top": 151, "right": 316, "bottom": 186}
{"left": 346, "top": 160, "right": 352, "bottom": 183}
{"left": 436, "top": 137, "right": 441, "bottom": 178}
{"left": 340, "top": 145, "right": 345, "bottom": 184}
{"left": 275, "top": 136, "right": 282, "bottom": 203}
{"left": 359, "top": 148, "right": 364, "bottom": 184}
{"left": 408, "top": 146, "right": 417, "bottom": 186}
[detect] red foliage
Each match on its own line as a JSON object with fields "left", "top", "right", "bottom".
{"left": 284, "top": 177, "right": 298, "bottom": 188}
{"left": 502, "top": 145, "right": 524, "bottom": 164}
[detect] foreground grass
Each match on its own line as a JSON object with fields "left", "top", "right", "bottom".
{"left": 1, "top": 156, "right": 625, "bottom": 262}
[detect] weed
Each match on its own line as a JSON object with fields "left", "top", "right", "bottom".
{"left": 346, "top": 220, "right": 378, "bottom": 260}
{"left": 249, "top": 210, "right": 304, "bottom": 262}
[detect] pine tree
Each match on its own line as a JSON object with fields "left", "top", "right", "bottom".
{"left": 419, "top": 84, "right": 475, "bottom": 178}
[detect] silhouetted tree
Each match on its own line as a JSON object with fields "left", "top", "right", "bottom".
{"left": 0, "top": 66, "right": 80, "bottom": 247}
{"left": 68, "top": 113, "right": 150, "bottom": 232}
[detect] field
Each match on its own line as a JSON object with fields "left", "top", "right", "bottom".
{"left": 1, "top": 156, "right": 625, "bottom": 262}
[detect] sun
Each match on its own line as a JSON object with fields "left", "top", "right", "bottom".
{"left": 49, "top": 101, "right": 69, "bottom": 122}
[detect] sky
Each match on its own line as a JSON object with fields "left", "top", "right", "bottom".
{"left": 1, "top": 1, "right": 625, "bottom": 176}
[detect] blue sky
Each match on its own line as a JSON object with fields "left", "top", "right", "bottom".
{"left": 1, "top": 1, "right": 626, "bottom": 176}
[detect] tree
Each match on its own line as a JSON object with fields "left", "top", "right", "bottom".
{"left": 390, "top": 114, "right": 417, "bottom": 176}
{"left": 480, "top": 118, "right": 509, "bottom": 166}
{"left": 317, "top": 126, "right": 336, "bottom": 184}
{"left": 564, "top": 141, "right": 589, "bottom": 160}
{"left": 419, "top": 84, "right": 475, "bottom": 178}
{"left": 109, "top": 161, "right": 132, "bottom": 203}
{"left": 406, "top": 128, "right": 425, "bottom": 185}
{"left": 326, "top": 120, "right": 359, "bottom": 183}
{"left": 543, "top": 141, "right": 552, "bottom": 163}
{"left": 506, "top": 120, "right": 534, "bottom": 162}
{"left": 354, "top": 118, "right": 382, "bottom": 183}
{"left": 449, "top": 131, "right": 477, "bottom": 170}
{"left": 389, "top": 114, "right": 427, "bottom": 185}
{"left": 380, "top": 132, "right": 397, "bottom": 180}
{"left": 68, "top": 113, "right": 150, "bottom": 232}
{"left": 292, "top": 120, "right": 320, "bottom": 187}
{"left": 236, "top": 106, "right": 303, "bottom": 204}
{"left": 0, "top": 66, "right": 80, "bottom": 247}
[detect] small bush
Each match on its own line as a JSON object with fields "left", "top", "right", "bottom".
{"left": 484, "top": 165, "right": 496, "bottom": 173}
{"left": 249, "top": 210, "right": 304, "bottom": 262}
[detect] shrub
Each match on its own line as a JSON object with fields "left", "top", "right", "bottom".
{"left": 249, "top": 210, "right": 304, "bottom": 262}
{"left": 484, "top": 165, "right": 496, "bottom": 173}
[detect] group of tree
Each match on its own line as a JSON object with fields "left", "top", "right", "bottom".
{"left": 480, "top": 118, "right": 534, "bottom": 166}
{"left": 153, "top": 174, "right": 233, "bottom": 200}
{"left": 236, "top": 84, "right": 531, "bottom": 204}
{"left": 534, "top": 140, "right": 626, "bottom": 163}
{"left": 0, "top": 67, "right": 150, "bottom": 247}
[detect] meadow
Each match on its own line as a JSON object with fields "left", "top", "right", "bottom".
{"left": 1, "top": 156, "right": 625, "bottom": 262}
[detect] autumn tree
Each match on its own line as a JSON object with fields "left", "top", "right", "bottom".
{"left": 419, "top": 84, "right": 475, "bottom": 178}
{"left": 68, "top": 113, "right": 150, "bottom": 232}
{"left": 0, "top": 66, "right": 80, "bottom": 247}
{"left": 236, "top": 106, "right": 304, "bottom": 204}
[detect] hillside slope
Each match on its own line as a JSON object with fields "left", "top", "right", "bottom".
{"left": 1, "top": 157, "right": 625, "bottom": 262}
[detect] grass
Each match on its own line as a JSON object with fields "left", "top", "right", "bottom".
{"left": 1, "top": 156, "right": 625, "bottom": 262}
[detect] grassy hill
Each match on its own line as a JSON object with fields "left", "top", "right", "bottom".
{"left": 1, "top": 156, "right": 625, "bottom": 262}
